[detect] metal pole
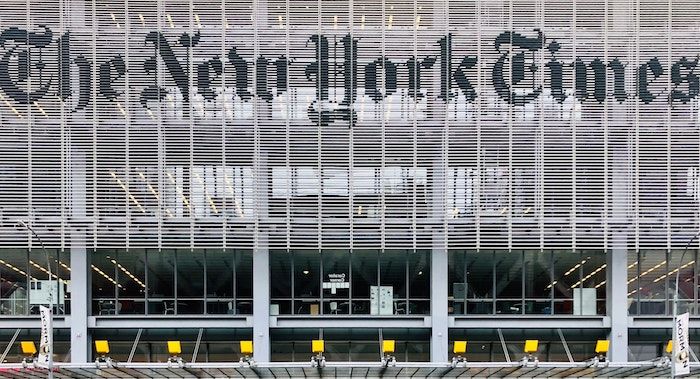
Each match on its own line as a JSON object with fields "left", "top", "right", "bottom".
{"left": 672, "top": 230, "right": 700, "bottom": 378}
{"left": 16, "top": 220, "right": 54, "bottom": 379}
{"left": 673, "top": 230, "right": 700, "bottom": 316}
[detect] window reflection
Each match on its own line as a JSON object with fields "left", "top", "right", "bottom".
{"left": 628, "top": 250, "right": 698, "bottom": 316}
{"left": 449, "top": 250, "right": 606, "bottom": 316}
{"left": 0, "top": 249, "right": 29, "bottom": 316}
{"left": 0, "top": 249, "right": 69, "bottom": 316}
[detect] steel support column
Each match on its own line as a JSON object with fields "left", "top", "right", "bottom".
{"left": 70, "top": 150, "right": 88, "bottom": 363}
{"left": 607, "top": 243, "right": 628, "bottom": 362}
{"left": 431, "top": 247, "right": 449, "bottom": 363}
{"left": 253, "top": 247, "right": 270, "bottom": 363}
{"left": 69, "top": 244, "right": 88, "bottom": 363}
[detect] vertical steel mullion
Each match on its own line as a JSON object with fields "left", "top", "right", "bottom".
{"left": 405, "top": 251, "right": 409, "bottom": 310}
{"left": 125, "top": 0, "right": 131, "bottom": 252}
{"left": 91, "top": 0, "right": 98, "bottom": 251}
{"left": 232, "top": 249, "right": 237, "bottom": 313}
{"left": 291, "top": 251, "right": 295, "bottom": 314}
{"left": 317, "top": 0, "right": 322, "bottom": 250}
{"left": 144, "top": 250, "right": 149, "bottom": 315}
{"left": 115, "top": 250, "right": 120, "bottom": 314}
{"left": 25, "top": 0, "right": 33, "bottom": 289}
{"left": 285, "top": 0, "right": 291, "bottom": 250}
{"left": 550, "top": 250, "right": 554, "bottom": 313}
{"left": 571, "top": 0, "right": 577, "bottom": 257}
{"left": 59, "top": 0, "right": 66, "bottom": 251}
{"left": 666, "top": 0, "right": 672, "bottom": 256}
{"left": 157, "top": 0, "right": 163, "bottom": 248}
{"left": 492, "top": 250, "right": 496, "bottom": 314}
{"left": 349, "top": 250, "right": 353, "bottom": 315}
{"left": 463, "top": 251, "right": 467, "bottom": 314}
{"left": 319, "top": 250, "right": 324, "bottom": 314}
{"left": 252, "top": 0, "right": 260, "bottom": 255}
{"left": 174, "top": 250, "right": 178, "bottom": 314}
{"left": 380, "top": 0, "right": 386, "bottom": 251}
{"left": 521, "top": 250, "right": 525, "bottom": 314}
{"left": 475, "top": 0, "right": 481, "bottom": 249}
{"left": 188, "top": 0, "right": 194, "bottom": 250}
{"left": 348, "top": 0, "right": 354, "bottom": 257}
{"left": 203, "top": 249, "right": 208, "bottom": 315}
{"left": 507, "top": 0, "right": 513, "bottom": 251}
{"left": 634, "top": 0, "right": 640, "bottom": 255}
{"left": 221, "top": 0, "right": 228, "bottom": 278}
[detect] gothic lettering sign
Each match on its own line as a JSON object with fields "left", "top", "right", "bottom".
{"left": 0, "top": 26, "right": 696, "bottom": 126}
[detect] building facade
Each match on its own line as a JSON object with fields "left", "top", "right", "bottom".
{"left": 0, "top": 0, "right": 699, "bottom": 365}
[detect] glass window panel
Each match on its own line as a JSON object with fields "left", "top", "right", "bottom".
{"left": 380, "top": 250, "right": 407, "bottom": 299}
{"left": 351, "top": 250, "right": 378, "bottom": 299}
{"left": 628, "top": 250, "right": 640, "bottom": 315}
{"left": 322, "top": 250, "right": 349, "bottom": 300}
{"left": 147, "top": 249, "right": 175, "bottom": 315}
{"left": 235, "top": 250, "right": 253, "bottom": 298}
{"left": 448, "top": 250, "right": 466, "bottom": 315}
{"left": 54, "top": 250, "right": 71, "bottom": 315}
{"left": 553, "top": 250, "right": 581, "bottom": 300}
{"left": 29, "top": 249, "right": 64, "bottom": 315}
{"left": 523, "top": 251, "right": 551, "bottom": 315}
{"left": 270, "top": 250, "right": 292, "bottom": 298}
{"left": 669, "top": 249, "right": 695, "bottom": 301}
{"left": 0, "top": 249, "right": 28, "bottom": 316}
{"left": 177, "top": 250, "right": 204, "bottom": 298}
{"left": 551, "top": 251, "right": 580, "bottom": 315}
{"left": 91, "top": 249, "right": 116, "bottom": 316}
{"left": 638, "top": 250, "right": 668, "bottom": 314}
{"left": 466, "top": 250, "right": 493, "bottom": 315}
{"left": 116, "top": 250, "right": 146, "bottom": 315}
{"left": 176, "top": 250, "right": 205, "bottom": 315}
{"left": 581, "top": 250, "right": 606, "bottom": 315}
{"left": 206, "top": 249, "right": 233, "bottom": 298}
{"left": 408, "top": 250, "right": 430, "bottom": 299}
{"left": 495, "top": 251, "right": 522, "bottom": 314}
{"left": 524, "top": 250, "right": 551, "bottom": 299}
{"left": 148, "top": 249, "right": 175, "bottom": 298}
{"left": 293, "top": 250, "right": 320, "bottom": 298}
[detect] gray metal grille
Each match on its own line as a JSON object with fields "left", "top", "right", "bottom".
{"left": 0, "top": 0, "right": 698, "bottom": 250}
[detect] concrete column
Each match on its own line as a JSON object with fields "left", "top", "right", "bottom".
{"left": 431, "top": 247, "right": 449, "bottom": 362}
{"left": 253, "top": 247, "right": 270, "bottom": 363}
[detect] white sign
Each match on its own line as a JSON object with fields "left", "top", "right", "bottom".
{"left": 38, "top": 305, "right": 53, "bottom": 365}
{"left": 322, "top": 273, "right": 349, "bottom": 294}
{"left": 672, "top": 312, "right": 690, "bottom": 377}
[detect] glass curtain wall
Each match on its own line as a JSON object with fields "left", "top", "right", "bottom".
{"left": 628, "top": 249, "right": 698, "bottom": 315}
{"left": 270, "top": 328, "right": 430, "bottom": 362}
{"left": 90, "top": 328, "right": 253, "bottom": 362}
{"left": 91, "top": 249, "right": 252, "bottom": 315}
{"left": 449, "top": 250, "right": 606, "bottom": 315}
{"left": 448, "top": 328, "right": 609, "bottom": 362}
{"left": 0, "top": 249, "right": 70, "bottom": 316}
{"left": 270, "top": 250, "right": 430, "bottom": 315}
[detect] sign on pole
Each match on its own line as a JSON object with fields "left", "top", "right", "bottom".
{"left": 38, "top": 305, "right": 53, "bottom": 365}
{"left": 672, "top": 312, "right": 690, "bottom": 377}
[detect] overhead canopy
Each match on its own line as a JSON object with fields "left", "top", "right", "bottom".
{"left": 0, "top": 361, "right": 697, "bottom": 378}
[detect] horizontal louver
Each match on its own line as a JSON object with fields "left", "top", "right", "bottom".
{"left": 0, "top": 0, "right": 698, "bottom": 250}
